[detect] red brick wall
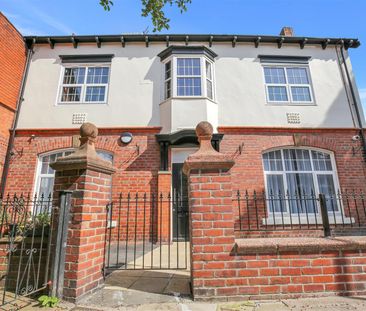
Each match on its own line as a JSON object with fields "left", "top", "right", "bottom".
{"left": 194, "top": 247, "right": 366, "bottom": 300}
{"left": 219, "top": 128, "right": 366, "bottom": 193}
{"left": 4, "top": 127, "right": 366, "bottom": 241}
{"left": 4, "top": 128, "right": 160, "bottom": 195}
{"left": 0, "top": 107, "right": 15, "bottom": 176}
{"left": 218, "top": 128, "right": 366, "bottom": 238}
{"left": 0, "top": 13, "right": 27, "bottom": 178}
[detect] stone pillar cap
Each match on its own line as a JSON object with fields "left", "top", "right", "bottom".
{"left": 50, "top": 122, "right": 115, "bottom": 175}
{"left": 183, "top": 121, "right": 234, "bottom": 174}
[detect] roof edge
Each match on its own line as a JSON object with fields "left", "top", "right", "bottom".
{"left": 23, "top": 34, "right": 361, "bottom": 49}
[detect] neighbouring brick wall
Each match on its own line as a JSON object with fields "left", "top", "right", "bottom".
{"left": 0, "top": 13, "right": 27, "bottom": 178}
{"left": 0, "top": 107, "right": 14, "bottom": 177}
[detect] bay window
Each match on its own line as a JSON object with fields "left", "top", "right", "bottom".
{"left": 159, "top": 46, "right": 217, "bottom": 101}
{"left": 162, "top": 56, "right": 215, "bottom": 100}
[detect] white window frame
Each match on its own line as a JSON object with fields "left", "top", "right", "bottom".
{"left": 263, "top": 65, "right": 314, "bottom": 105}
{"left": 57, "top": 64, "right": 111, "bottom": 105}
{"left": 164, "top": 60, "right": 172, "bottom": 100}
{"left": 262, "top": 147, "right": 352, "bottom": 224}
{"left": 162, "top": 55, "right": 215, "bottom": 101}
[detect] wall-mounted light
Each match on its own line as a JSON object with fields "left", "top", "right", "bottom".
{"left": 120, "top": 132, "right": 133, "bottom": 144}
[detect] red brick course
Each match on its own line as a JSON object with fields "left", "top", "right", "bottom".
{"left": 219, "top": 127, "right": 366, "bottom": 193}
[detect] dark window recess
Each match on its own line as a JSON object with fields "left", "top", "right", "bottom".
{"left": 59, "top": 54, "right": 114, "bottom": 63}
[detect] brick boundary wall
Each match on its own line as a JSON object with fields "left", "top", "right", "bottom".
{"left": 185, "top": 122, "right": 366, "bottom": 301}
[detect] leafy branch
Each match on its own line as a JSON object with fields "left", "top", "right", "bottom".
{"left": 99, "top": 0, "right": 192, "bottom": 32}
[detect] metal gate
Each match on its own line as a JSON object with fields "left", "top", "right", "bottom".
{"left": 0, "top": 193, "right": 55, "bottom": 306}
{"left": 104, "top": 193, "right": 189, "bottom": 273}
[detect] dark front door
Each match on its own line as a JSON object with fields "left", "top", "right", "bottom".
{"left": 172, "top": 163, "right": 189, "bottom": 241}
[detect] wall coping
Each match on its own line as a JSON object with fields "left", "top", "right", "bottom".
{"left": 234, "top": 236, "right": 366, "bottom": 254}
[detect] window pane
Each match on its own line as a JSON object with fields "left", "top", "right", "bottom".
{"left": 317, "top": 174, "right": 338, "bottom": 212}
{"left": 291, "top": 86, "right": 311, "bottom": 102}
{"left": 97, "top": 151, "right": 113, "bottom": 163}
{"left": 283, "top": 149, "right": 312, "bottom": 171}
{"left": 85, "top": 86, "right": 106, "bottom": 102}
{"left": 61, "top": 87, "right": 81, "bottom": 102}
{"left": 165, "top": 80, "right": 171, "bottom": 99}
{"left": 177, "top": 58, "right": 201, "bottom": 76}
{"left": 267, "top": 86, "right": 288, "bottom": 101}
{"left": 286, "top": 173, "right": 316, "bottom": 213}
{"left": 266, "top": 174, "right": 286, "bottom": 213}
{"left": 311, "top": 151, "right": 332, "bottom": 171}
{"left": 263, "top": 150, "right": 283, "bottom": 171}
{"left": 41, "top": 155, "right": 50, "bottom": 174}
{"left": 286, "top": 68, "right": 309, "bottom": 84}
{"left": 86, "top": 67, "right": 109, "bottom": 84}
{"left": 63, "top": 68, "right": 85, "bottom": 84}
{"left": 206, "top": 61, "right": 212, "bottom": 80}
{"left": 177, "top": 78, "right": 201, "bottom": 96}
{"left": 206, "top": 79, "right": 213, "bottom": 99}
{"left": 38, "top": 177, "right": 54, "bottom": 197}
{"left": 165, "top": 61, "right": 171, "bottom": 80}
{"left": 264, "top": 67, "right": 286, "bottom": 84}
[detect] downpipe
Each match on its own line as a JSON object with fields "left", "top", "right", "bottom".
{"left": 339, "top": 44, "right": 366, "bottom": 161}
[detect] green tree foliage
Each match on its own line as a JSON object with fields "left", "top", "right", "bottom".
{"left": 99, "top": 0, "right": 191, "bottom": 32}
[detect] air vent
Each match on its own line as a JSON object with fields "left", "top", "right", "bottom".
{"left": 72, "top": 113, "right": 87, "bottom": 124}
{"left": 287, "top": 113, "right": 300, "bottom": 124}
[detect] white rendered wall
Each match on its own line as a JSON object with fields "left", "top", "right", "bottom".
{"left": 17, "top": 41, "right": 364, "bottom": 131}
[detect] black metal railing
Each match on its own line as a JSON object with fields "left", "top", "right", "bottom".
{"left": 234, "top": 190, "right": 366, "bottom": 237}
{"left": 104, "top": 193, "right": 189, "bottom": 273}
{"left": 0, "top": 193, "right": 55, "bottom": 306}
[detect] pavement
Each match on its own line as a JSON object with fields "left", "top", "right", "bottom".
{"left": 69, "top": 270, "right": 366, "bottom": 311}
{"left": 2, "top": 269, "right": 366, "bottom": 310}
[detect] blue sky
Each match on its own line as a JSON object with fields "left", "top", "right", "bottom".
{"left": 1, "top": 0, "right": 365, "bottom": 108}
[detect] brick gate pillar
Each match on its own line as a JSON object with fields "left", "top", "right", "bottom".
{"left": 50, "top": 123, "right": 115, "bottom": 302}
{"left": 183, "top": 121, "right": 235, "bottom": 300}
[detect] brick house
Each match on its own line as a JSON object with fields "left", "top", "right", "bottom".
{"left": 1, "top": 23, "right": 366, "bottom": 301}
{"left": 0, "top": 12, "right": 27, "bottom": 188}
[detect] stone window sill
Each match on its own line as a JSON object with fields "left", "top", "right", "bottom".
{"left": 263, "top": 215, "right": 354, "bottom": 225}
